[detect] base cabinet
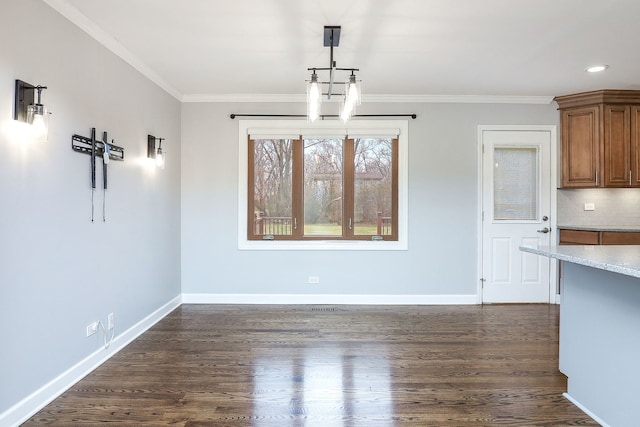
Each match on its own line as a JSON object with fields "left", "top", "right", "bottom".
{"left": 559, "top": 229, "right": 640, "bottom": 245}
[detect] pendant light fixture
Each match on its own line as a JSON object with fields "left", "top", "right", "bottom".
{"left": 306, "top": 26, "right": 361, "bottom": 122}
{"left": 307, "top": 71, "right": 321, "bottom": 122}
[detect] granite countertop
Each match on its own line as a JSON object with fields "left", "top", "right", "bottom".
{"left": 557, "top": 225, "right": 640, "bottom": 232}
{"left": 520, "top": 245, "right": 640, "bottom": 279}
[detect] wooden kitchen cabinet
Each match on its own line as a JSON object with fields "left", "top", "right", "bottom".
{"left": 559, "top": 105, "right": 599, "bottom": 187}
{"left": 601, "top": 231, "right": 640, "bottom": 245}
{"left": 559, "top": 229, "right": 600, "bottom": 245}
{"left": 555, "top": 90, "right": 640, "bottom": 188}
{"left": 559, "top": 229, "right": 640, "bottom": 245}
{"left": 632, "top": 106, "right": 640, "bottom": 186}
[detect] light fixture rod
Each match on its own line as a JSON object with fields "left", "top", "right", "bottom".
{"left": 323, "top": 26, "right": 340, "bottom": 100}
{"left": 230, "top": 113, "right": 417, "bottom": 119}
{"left": 328, "top": 35, "right": 335, "bottom": 100}
{"left": 35, "top": 85, "right": 47, "bottom": 105}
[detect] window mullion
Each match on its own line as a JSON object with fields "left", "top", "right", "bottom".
{"left": 391, "top": 137, "right": 399, "bottom": 241}
{"left": 292, "top": 137, "right": 304, "bottom": 239}
{"left": 247, "top": 137, "right": 256, "bottom": 239}
{"left": 343, "top": 138, "right": 355, "bottom": 239}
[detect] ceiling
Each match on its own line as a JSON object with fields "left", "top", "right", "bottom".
{"left": 45, "top": 0, "right": 640, "bottom": 102}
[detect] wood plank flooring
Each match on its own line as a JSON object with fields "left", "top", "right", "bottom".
{"left": 24, "top": 304, "right": 598, "bottom": 426}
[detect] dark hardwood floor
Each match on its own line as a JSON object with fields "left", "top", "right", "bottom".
{"left": 24, "top": 304, "right": 598, "bottom": 426}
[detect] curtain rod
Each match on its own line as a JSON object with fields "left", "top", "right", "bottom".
{"left": 229, "top": 113, "right": 417, "bottom": 119}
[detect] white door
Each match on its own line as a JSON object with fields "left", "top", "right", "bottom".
{"left": 480, "top": 127, "right": 554, "bottom": 303}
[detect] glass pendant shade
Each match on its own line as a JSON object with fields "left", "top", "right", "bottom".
{"left": 156, "top": 146, "right": 165, "bottom": 169}
{"left": 307, "top": 73, "right": 322, "bottom": 122}
{"left": 340, "top": 75, "right": 361, "bottom": 122}
{"left": 27, "top": 103, "right": 50, "bottom": 141}
{"left": 346, "top": 76, "right": 360, "bottom": 105}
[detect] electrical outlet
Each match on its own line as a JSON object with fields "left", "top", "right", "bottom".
{"left": 308, "top": 276, "right": 320, "bottom": 284}
{"left": 107, "top": 313, "right": 114, "bottom": 330}
{"left": 86, "top": 321, "right": 98, "bottom": 337}
{"left": 584, "top": 203, "right": 595, "bottom": 211}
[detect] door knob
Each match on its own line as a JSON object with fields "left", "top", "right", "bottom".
{"left": 537, "top": 227, "right": 550, "bottom": 233}
{"left": 542, "top": 215, "right": 549, "bottom": 221}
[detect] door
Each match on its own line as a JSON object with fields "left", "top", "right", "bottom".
{"left": 481, "top": 127, "right": 554, "bottom": 303}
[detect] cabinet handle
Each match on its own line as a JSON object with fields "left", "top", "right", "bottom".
{"left": 294, "top": 218, "right": 297, "bottom": 230}
{"left": 630, "top": 170, "right": 632, "bottom": 186}
{"left": 595, "top": 170, "right": 599, "bottom": 186}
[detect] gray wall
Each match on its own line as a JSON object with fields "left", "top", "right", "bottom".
{"left": 181, "top": 102, "right": 559, "bottom": 297}
{"left": 0, "top": 0, "right": 181, "bottom": 414}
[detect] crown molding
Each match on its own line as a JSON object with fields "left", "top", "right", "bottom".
{"left": 42, "top": 0, "right": 182, "bottom": 101}
{"left": 182, "top": 93, "right": 555, "bottom": 104}
{"left": 182, "top": 94, "right": 306, "bottom": 103}
{"left": 364, "top": 94, "right": 555, "bottom": 104}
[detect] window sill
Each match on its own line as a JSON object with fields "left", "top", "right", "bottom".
{"left": 238, "top": 239, "right": 408, "bottom": 251}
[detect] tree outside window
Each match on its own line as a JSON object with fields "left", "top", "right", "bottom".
{"left": 248, "top": 135, "right": 398, "bottom": 241}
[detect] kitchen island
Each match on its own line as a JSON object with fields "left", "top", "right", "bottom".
{"left": 520, "top": 245, "right": 640, "bottom": 427}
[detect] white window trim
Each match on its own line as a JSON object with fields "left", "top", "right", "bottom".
{"left": 237, "top": 119, "right": 409, "bottom": 251}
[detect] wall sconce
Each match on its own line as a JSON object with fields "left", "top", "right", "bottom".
{"left": 14, "top": 79, "right": 51, "bottom": 140}
{"left": 147, "top": 135, "right": 165, "bottom": 169}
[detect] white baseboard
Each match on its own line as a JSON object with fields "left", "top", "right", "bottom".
{"left": 562, "top": 392, "right": 609, "bottom": 427}
{"left": 0, "top": 295, "right": 182, "bottom": 427}
{"left": 181, "top": 293, "right": 478, "bottom": 305}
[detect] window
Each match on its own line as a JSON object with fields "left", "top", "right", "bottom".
{"left": 238, "top": 121, "right": 408, "bottom": 250}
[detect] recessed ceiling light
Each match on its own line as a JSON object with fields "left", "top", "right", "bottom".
{"left": 586, "top": 64, "right": 609, "bottom": 73}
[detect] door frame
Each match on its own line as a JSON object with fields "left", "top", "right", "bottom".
{"left": 477, "top": 125, "right": 559, "bottom": 304}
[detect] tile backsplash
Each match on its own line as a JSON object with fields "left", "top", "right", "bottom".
{"left": 557, "top": 188, "right": 640, "bottom": 226}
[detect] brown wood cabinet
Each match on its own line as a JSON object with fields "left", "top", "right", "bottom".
{"left": 601, "top": 231, "right": 640, "bottom": 245}
{"left": 555, "top": 90, "right": 640, "bottom": 188}
{"left": 558, "top": 229, "right": 600, "bottom": 245}
{"left": 559, "top": 228, "right": 640, "bottom": 245}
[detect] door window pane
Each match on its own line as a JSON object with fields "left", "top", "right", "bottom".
{"left": 303, "top": 138, "right": 343, "bottom": 236}
{"left": 493, "top": 147, "right": 538, "bottom": 220}
{"left": 252, "top": 139, "right": 293, "bottom": 235}
{"left": 353, "top": 138, "right": 393, "bottom": 235}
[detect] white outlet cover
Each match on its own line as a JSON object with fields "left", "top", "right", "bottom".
{"left": 584, "top": 203, "right": 595, "bottom": 211}
{"left": 86, "top": 322, "right": 98, "bottom": 337}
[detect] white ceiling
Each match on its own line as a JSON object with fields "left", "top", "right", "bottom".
{"left": 45, "top": 0, "right": 640, "bottom": 102}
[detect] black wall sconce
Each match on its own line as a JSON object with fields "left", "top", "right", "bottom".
{"left": 14, "top": 79, "right": 51, "bottom": 140}
{"left": 147, "top": 135, "right": 165, "bottom": 168}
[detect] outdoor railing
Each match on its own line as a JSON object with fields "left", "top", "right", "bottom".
{"left": 254, "top": 212, "right": 391, "bottom": 236}
{"left": 254, "top": 215, "right": 292, "bottom": 235}
{"left": 376, "top": 212, "right": 392, "bottom": 235}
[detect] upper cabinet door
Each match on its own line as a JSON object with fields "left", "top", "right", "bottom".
{"left": 602, "top": 104, "right": 631, "bottom": 187}
{"left": 632, "top": 106, "right": 640, "bottom": 187}
{"left": 556, "top": 90, "right": 640, "bottom": 189}
{"left": 561, "top": 105, "right": 600, "bottom": 188}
